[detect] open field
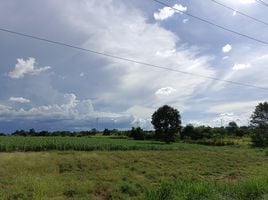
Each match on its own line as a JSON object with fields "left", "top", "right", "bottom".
{"left": 0, "top": 138, "right": 267, "bottom": 199}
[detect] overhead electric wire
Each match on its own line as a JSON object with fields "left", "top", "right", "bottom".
{"left": 209, "top": 0, "right": 268, "bottom": 26}
{"left": 256, "top": 0, "right": 268, "bottom": 7}
{"left": 152, "top": 0, "right": 268, "bottom": 45}
{"left": 0, "top": 27, "right": 267, "bottom": 91}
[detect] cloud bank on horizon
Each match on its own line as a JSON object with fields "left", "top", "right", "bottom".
{"left": 0, "top": 0, "right": 267, "bottom": 132}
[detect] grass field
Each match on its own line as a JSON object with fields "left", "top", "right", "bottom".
{"left": 0, "top": 137, "right": 267, "bottom": 199}
{"left": 0, "top": 136, "right": 187, "bottom": 151}
{"left": 0, "top": 136, "right": 251, "bottom": 152}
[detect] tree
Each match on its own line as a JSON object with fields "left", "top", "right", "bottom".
{"left": 250, "top": 102, "right": 268, "bottom": 147}
{"left": 181, "top": 124, "right": 194, "bottom": 139}
{"left": 29, "top": 128, "right": 36, "bottom": 136}
{"left": 151, "top": 105, "right": 181, "bottom": 143}
{"left": 227, "top": 121, "right": 238, "bottom": 136}
{"left": 103, "top": 128, "right": 111, "bottom": 136}
{"left": 129, "top": 127, "right": 145, "bottom": 140}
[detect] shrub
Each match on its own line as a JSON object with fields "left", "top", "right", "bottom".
{"left": 129, "top": 127, "right": 145, "bottom": 140}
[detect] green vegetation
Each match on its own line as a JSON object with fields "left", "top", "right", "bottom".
{"left": 0, "top": 102, "right": 266, "bottom": 199}
{"left": 146, "top": 177, "right": 268, "bottom": 200}
{"left": 250, "top": 102, "right": 268, "bottom": 147}
{"left": 0, "top": 136, "right": 186, "bottom": 152}
{"left": 0, "top": 139, "right": 267, "bottom": 199}
{"left": 152, "top": 105, "right": 181, "bottom": 143}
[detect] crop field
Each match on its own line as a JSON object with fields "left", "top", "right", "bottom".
{"left": 0, "top": 136, "right": 250, "bottom": 152}
{"left": 0, "top": 136, "right": 187, "bottom": 151}
{"left": 0, "top": 137, "right": 267, "bottom": 199}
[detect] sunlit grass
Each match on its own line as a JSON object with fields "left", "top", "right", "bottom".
{"left": 0, "top": 141, "right": 267, "bottom": 199}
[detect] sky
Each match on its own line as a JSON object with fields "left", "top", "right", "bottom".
{"left": 0, "top": 0, "right": 267, "bottom": 132}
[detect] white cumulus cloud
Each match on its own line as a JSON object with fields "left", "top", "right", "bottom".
{"left": 155, "top": 87, "right": 177, "bottom": 96}
{"left": 9, "top": 97, "right": 31, "bottom": 103}
{"left": 232, "top": 63, "right": 251, "bottom": 70}
{"left": 222, "top": 44, "right": 232, "bottom": 53}
{"left": 8, "top": 57, "right": 51, "bottom": 79}
{"left": 154, "top": 4, "right": 187, "bottom": 21}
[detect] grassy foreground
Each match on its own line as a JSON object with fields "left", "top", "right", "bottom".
{"left": 0, "top": 141, "right": 267, "bottom": 199}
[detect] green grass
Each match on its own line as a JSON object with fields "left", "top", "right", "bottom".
{"left": 0, "top": 140, "right": 267, "bottom": 199}
{"left": 0, "top": 136, "right": 194, "bottom": 152}
{"left": 146, "top": 177, "right": 268, "bottom": 200}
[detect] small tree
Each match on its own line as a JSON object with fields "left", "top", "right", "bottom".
{"left": 129, "top": 127, "right": 145, "bottom": 140}
{"left": 103, "top": 128, "right": 111, "bottom": 136}
{"left": 151, "top": 105, "right": 181, "bottom": 143}
{"left": 227, "top": 121, "right": 238, "bottom": 136}
{"left": 250, "top": 102, "right": 268, "bottom": 147}
{"left": 181, "top": 124, "right": 195, "bottom": 139}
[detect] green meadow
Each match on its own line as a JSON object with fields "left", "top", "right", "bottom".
{"left": 0, "top": 137, "right": 267, "bottom": 199}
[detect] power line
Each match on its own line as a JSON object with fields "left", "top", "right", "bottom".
{"left": 256, "top": 0, "right": 268, "bottom": 7}
{"left": 209, "top": 0, "right": 268, "bottom": 26}
{"left": 0, "top": 27, "right": 267, "bottom": 91}
{"left": 152, "top": 0, "right": 268, "bottom": 45}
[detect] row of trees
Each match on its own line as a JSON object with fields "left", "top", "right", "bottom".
{"left": 11, "top": 129, "right": 99, "bottom": 137}
{"left": 1, "top": 102, "right": 267, "bottom": 147}
{"left": 181, "top": 123, "right": 249, "bottom": 140}
{"left": 150, "top": 102, "right": 267, "bottom": 146}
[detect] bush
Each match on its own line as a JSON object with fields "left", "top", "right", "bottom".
{"left": 250, "top": 102, "right": 268, "bottom": 147}
{"left": 103, "top": 128, "right": 111, "bottom": 136}
{"left": 181, "top": 125, "right": 213, "bottom": 140}
{"left": 129, "top": 127, "right": 145, "bottom": 140}
{"left": 251, "top": 127, "right": 268, "bottom": 147}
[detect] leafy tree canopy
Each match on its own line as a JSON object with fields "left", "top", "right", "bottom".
{"left": 250, "top": 102, "right": 268, "bottom": 147}
{"left": 251, "top": 102, "right": 268, "bottom": 128}
{"left": 151, "top": 105, "right": 181, "bottom": 143}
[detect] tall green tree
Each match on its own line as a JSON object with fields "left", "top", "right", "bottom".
{"left": 151, "top": 105, "right": 181, "bottom": 143}
{"left": 250, "top": 102, "right": 268, "bottom": 147}
{"left": 227, "top": 121, "right": 238, "bottom": 136}
{"left": 129, "top": 127, "right": 144, "bottom": 140}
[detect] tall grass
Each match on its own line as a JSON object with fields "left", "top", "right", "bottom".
{"left": 146, "top": 177, "right": 268, "bottom": 200}
{"left": 0, "top": 136, "right": 184, "bottom": 152}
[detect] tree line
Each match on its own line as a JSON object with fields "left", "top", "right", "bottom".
{"left": 0, "top": 102, "right": 267, "bottom": 147}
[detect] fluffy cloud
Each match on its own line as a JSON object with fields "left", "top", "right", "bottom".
{"left": 154, "top": 4, "right": 187, "bottom": 21}
{"left": 155, "top": 87, "right": 177, "bottom": 96}
{"left": 66, "top": 0, "right": 214, "bottom": 112}
{"left": 9, "top": 97, "right": 30, "bottom": 103}
{"left": 211, "top": 113, "right": 245, "bottom": 127}
{"left": 0, "top": 104, "right": 11, "bottom": 112}
{"left": 156, "top": 49, "right": 176, "bottom": 57}
{"left": 232, "top": 63, "right": 251, "bottom": 70}
{"left": 8, "top": 57, "right": 51, "bottom": 79}
{"left": 0, "top": 1, "right": 217, "bottom": 131}
{"left": 0, "top": 93, "right": 133, "bottom": 130}
{"left": 222, "top": 44, "right": 232, "bottom": 53}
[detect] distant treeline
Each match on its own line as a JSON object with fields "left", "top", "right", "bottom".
{"left": 0, "top": 124, "right": 251, "bottom": 140}
{"left": 0, "top": 128, "right": 154, "bottom": 138}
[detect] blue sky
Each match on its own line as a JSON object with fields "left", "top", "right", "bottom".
{"left": 0, "top": 0, "right": 267, "bottom": 132}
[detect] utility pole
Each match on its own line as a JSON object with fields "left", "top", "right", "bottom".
{"left": 96, "top": 117, "right": 99, "bottom": 131}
